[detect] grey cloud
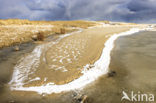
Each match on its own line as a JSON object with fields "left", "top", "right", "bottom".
{"left": 0, "top": 0, "right": 156, "bottom": 23}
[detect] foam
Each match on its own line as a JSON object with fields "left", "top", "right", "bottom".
{"left": 9, "top": 28, "right": 83, "bottom": 88}
{"left": 9, "top": 28, "right": 145, "bottom": 94}
{"left": 9, "top": 45, "right": 43, "bottom": 86}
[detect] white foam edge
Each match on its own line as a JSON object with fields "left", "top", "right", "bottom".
{"left": 9, "top": 28, "right": 83, "bottom": 87}
{"left": 9, "top": 28, "right": 147, "bottom": 95}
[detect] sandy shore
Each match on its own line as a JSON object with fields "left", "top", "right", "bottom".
{"left": 80, "top": 31, "right": 156, "bottom": 103}
{"left": 0, "top": 22, "right": 154, "bottom": 102}
{"left": 36, "top": 26, "right": 132, "bottom": 85}
{"left": 9, "top": 25, "right": 139, "bottom": 93}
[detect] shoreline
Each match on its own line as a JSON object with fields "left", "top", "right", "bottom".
{"left": 82, "top": 30, "right": 156, "bottom": 103}
{"left": 8, "top": 27, "right": 147, "bottom": 95}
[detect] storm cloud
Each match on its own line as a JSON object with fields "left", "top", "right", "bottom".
{"left": 0, "top": 0, "right": 156, "bottom": 23}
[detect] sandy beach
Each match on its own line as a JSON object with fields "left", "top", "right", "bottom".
{"left": 0, "top": 21, "right": 154, "bottom": 103}
{"left": 8, "top": 25, "right": 135, "bottom": 90}
{"left": 1, "top": 0, "right": 156, "bottom": 102}
{"left": 26, "top": 26, "right": 132, "bottom": 86}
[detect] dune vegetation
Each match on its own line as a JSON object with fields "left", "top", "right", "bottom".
{"left": 0, "top": 19, "right": 97, "bottom": 48}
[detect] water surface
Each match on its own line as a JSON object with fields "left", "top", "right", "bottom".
{"left": 0, "top": 31, "right": 156, "bottom": 103}
{"left": 83, "top": 31, "right": 156, "bottom": 103}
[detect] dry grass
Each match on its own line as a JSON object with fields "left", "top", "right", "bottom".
{"left": 0, "top": 19, "right": 96, "bottom": 28}
{"left": 60, "top": 28, "right": 66, "bottom": 34}
{"left": 37, "top": 32, "right": 45, "bottom": 41}
{"left": 0, "top": 25, "right": 53, "bottom": 48}
{"left": 0, "top": 19, "right": 98, "bottom": 48}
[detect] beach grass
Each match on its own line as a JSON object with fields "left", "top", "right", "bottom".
{"left": 0, "top": 19, "right": 97, "bottom": 48}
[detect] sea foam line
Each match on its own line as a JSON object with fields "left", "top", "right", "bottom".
{"left": 9, "top": 29, "right": 83, "bottom": 87}
{"left": 9, "top": 28, "right": 144, "bottom": 94}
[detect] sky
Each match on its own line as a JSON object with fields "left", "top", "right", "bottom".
{"left": 0, "top": 0, "right": 156, "bottom": 23}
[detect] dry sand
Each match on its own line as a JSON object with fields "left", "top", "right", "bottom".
{"left": 23, "top": 26, "right": 132, "bottom": 87}
{"left": 0, "top": 22, "right": 152, "bottom": 102}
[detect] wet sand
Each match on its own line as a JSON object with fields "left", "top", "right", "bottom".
{"left": 1, "top": 26, "right": 155, "bottom": 103}
{"left": 0, "top": 26, "right": 132, "bottom": 102}
{"left": 9, "top": 26, "right": 131, "bottom": 89}
{"left": 0, "top": 42, "right": 37, "bottom": 103}
{"left": 32, "top": 27, "right": 131, "bottom": 85}
{"left": 82, "top": 31, "right": 156, "bottom": 103}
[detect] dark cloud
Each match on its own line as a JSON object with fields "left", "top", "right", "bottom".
{"left": 124, "top": 0, "right": 156, "bottom": 23}
{"left": 0, "top": 0, "right": 156, "bottom": 23}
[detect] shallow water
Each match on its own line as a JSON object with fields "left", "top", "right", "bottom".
{"left": 0, "top": 31, "right": 156, "bottom": 103}
{"left": 83, "top": 31, "right": 156, "bottom": 103}
{"left": 9, "top": 27, "right": 124, "bottom": 94}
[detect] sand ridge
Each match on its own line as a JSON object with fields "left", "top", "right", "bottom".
{"left": 13, "top": 26, "right": 132, "bottom": 87}
{"left": 8, "top": 23, "right": 151, "bottom": 94}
